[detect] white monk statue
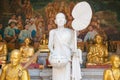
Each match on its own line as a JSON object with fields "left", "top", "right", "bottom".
{"left": 48, "top": 13, "right": 75, "bottom": 80}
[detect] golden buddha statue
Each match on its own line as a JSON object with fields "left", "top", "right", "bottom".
{"left": 104, "top": 54, "right": 120, "bottom": 80}
{"left": 20, "top": 38, "right": 35, "bottom": 63}
{"left": 0, "top": 49, "right": 30, "bottom": 80}
{"left": 0, "top": 35, "right": 7, "bottom": 67}
{"left": 39, "top": 34, "right": 49, "bottom": 52}
{"left": 86, "top": 34, "right": 108, "bottom": 65}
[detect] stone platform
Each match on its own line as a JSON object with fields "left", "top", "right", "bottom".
{"left": 0, "top": 68, "right": 106, "bottom": 80}
{"left": 29, "top": 68, "right": 105, "bottom": 80}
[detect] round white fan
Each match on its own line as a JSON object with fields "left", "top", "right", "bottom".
{"left": 71, "top": 1, "right": 92, "bottom": 50}
{"left": 72, "top": 1, "right": 92, "bottom": 31}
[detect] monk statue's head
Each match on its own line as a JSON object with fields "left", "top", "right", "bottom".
{"left": 94, "top": 34, "right": 103, "bottom": 44}
{"left": 55, "top": 13, "right": 66, "bottom": 27}
{"left": 110, "top": 54, "right": 120, "bottom": 68}
{"left": 10, "top": 49, "right": 21, "bottom": 67}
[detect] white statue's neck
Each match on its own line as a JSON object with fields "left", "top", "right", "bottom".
{"left": 57, "top": 26, "right": 64, "bottom": 30}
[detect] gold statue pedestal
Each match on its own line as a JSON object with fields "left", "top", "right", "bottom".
{"left": 40, "top": 48, "right": 50, "bottom": 53}
{"left": 38, "top": 47, "right": 50, "bottom": 68}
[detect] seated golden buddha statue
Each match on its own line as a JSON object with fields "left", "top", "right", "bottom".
{"left": 104, "top": 54, "right": 120, "bottom": 80}
{"left": 0, "top": 49, "right": 30, "bottom": 80}
{"left": 39, "top": 34, "right": 49, "bottom": 52}
{"left": 0, "top": 35, "right": 7, "bottom": 67}
{"left": 86, "top": 34, "right": 108, "bottom": 65}
{"left": 20, "top": 38, "right": 35, "bottom": 63}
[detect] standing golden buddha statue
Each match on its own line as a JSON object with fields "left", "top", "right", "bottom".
{"left": 104, "top": 54, "right": 120, "bottom": 80}
{"left": 0, "top": 35, "right": 7, "bottom": 67}
{"left": 0, "top": 49, "right": 30, "bottom": 80}
{"left": 86, "top": 34, "right": 108, "bottom": 65}
{"left": 20, "top": 38, "right": 35, "bottom": 63}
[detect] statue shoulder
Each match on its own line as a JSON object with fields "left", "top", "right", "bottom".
{"left": 20, "top": 46, "right": 25, "bottom": 51}
{"left": 20, "top": 45, "right": 25, "bottom": 49}
{"left": 64, "top": 28, "right": 74, "bottom": 35}
{"left": 22, "top": 69, "right": 29, "bottom": 74}
{"left": 2, "top": 64, "right": 10, "bottom": 71}
{"left": 49, "top": 29, "right": 56, "bottom": 35}
{"left": 65, "top": 28, "right": 73, "bottom": 32}
{"left": 29, "top": 45, "right": 34, "bottom": 49}
{"left": 104, "top": 69, "right": 112, "bottom": 74}
{"left": 22, "top": 69, "right": 30, "bottom": 80}
{"left": 102, "top": 45, "right": 107, "bottom": 49}
{"left": 89, "top": 44, "right": 95, "bottom": 49}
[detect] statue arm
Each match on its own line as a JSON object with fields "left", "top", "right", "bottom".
{"left": 103, "top": 70, "right": 110, "bottom": 80}
{"left": 30, "top": 47, "right": 35, "bottom": 56}
{"left": 87, "top": 51, "right": 92, "bottom": 61}
{"left": 105, "top": 47, "right": 108, "bottom": 57}
{"left": 70, "top": 30, "right": 75, "bottom": 52}
{"left": 87, "top": 47, "right": 96, "bottom": 61}
{"left": 20, "top": 47, "right": 23, "bottom": 52}
{"left": 87, "top": 47, "right": 93, "bottom": 56}
{"left": 21, "top": 69, "right": 30, "bottom": 80}
{"left": 48, "top": 30, "right": 54, "bottom": 53}
{"left": 0, "top": 65, "right": 7, "bottom": 80}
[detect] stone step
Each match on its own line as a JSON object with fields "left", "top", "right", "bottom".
{"left": 29, "top": 68, "right": 105, "bottom": 80}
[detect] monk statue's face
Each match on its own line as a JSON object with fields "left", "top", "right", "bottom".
{"left": 111, "top": 56, "right": 120, "bottom": 68}
{"left": 95, "top": 35, "right": 102, "bottom": 44}
{"left": 55, "top": 13, "right": 66, "bottom": 27}
{"left": 10, "top": 50, "right": 21, "bottom": 67}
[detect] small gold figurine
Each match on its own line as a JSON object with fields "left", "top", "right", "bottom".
{"left": 104, "top": 54, "right": 120, "bottom": 80}
{"left": 0, "top": 35, "right": 7, "bottom": 67}
{"left": 20, "top": 38, "right": 35, "bottom": 63}
{"left": 39, "top": 34, "right": 49, "bottom": 52}
{"left": 0, "top": 49, "right": 30, "bottom": 80}
{"left": 86, "top": 34, "right": 108, "bottom": 65}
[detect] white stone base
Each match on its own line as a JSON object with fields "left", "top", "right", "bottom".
{"left": 29, "top": 68, "right": 105, "bottom": 80}
{"left": 0, "top": 68, "right": 105, "bottom": 80}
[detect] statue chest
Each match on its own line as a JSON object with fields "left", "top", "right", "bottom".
{"left": 22, "top": 47, "right": 34, "bottom": 57}
{"left": 93, "top": 46, "right": 105, "bottom": 53}
{"left": 6, "top": 67, "right": 21, "bottom": 80}
{"left": 110, "top": 70, "right": 120, "bottom": 80}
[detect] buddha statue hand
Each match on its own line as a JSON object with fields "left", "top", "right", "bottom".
{"left": 18, "top": 69, "right": 23, "bottom": 79}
